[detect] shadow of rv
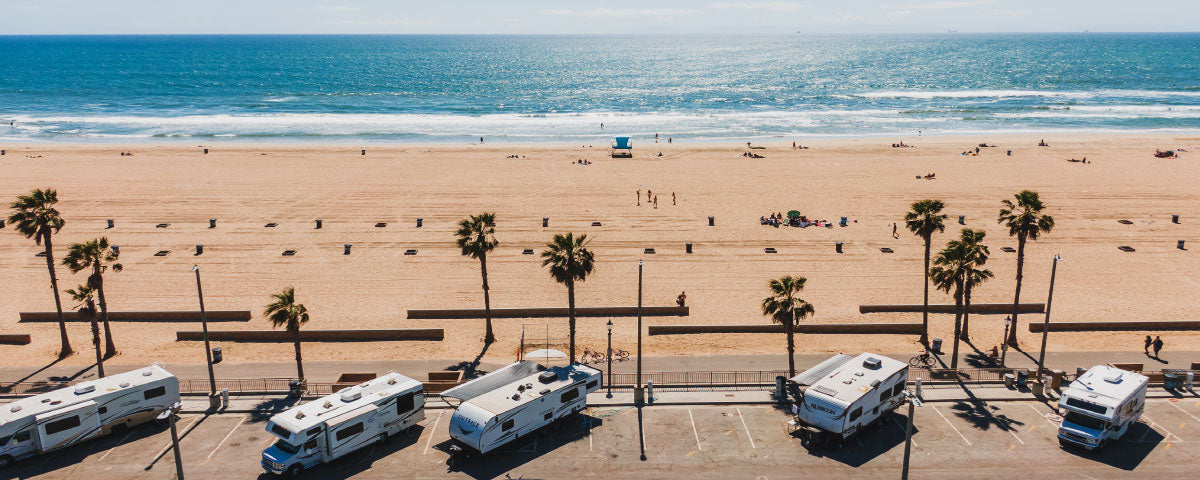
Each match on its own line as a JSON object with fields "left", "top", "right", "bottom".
{"left": 255, "top": 423, "right": 426, "bottom": 480}
{"left": 437, "top": 412, "right": 603, "bottom": 479}
{"left": 1060, "top": 421, "right": 1163, "bottom": 471}
{"left": 799, "top": 412, "right": 914, "bottom": 468}
{"left": 5, "top": 421, "right": 166, "bottom": 478}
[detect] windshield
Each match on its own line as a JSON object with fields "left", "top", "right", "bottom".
{"left": 1064, "top": 411, "right": 1109, "bottom": 431}
{"left": 273, "top": 440, "right": 300, "bottom": 455}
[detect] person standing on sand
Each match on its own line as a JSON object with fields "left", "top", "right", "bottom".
{"left": 637, "top": 189, "right": 641, "bottom": 206}
{"left": 1144, "top": 335, "right": 1152, "bottom": 354}
{"left": 653, "top": 196, "right": 658, "bottom": 209}
{"left": 1152, "top": 336, "right": 1164, "bottom": 358}
{"left": 647, "top": 189, "right": 652, "bottom": 203}
{"left": 672, "top": 192, "right": 676, "bottom": 205}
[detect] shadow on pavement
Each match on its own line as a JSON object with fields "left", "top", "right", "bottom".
{"left": 256, "top": 424, "right": 425, "bottom": 479}
{"left": 436, "top": 412, "right": 602, "bottom": 479}
{"left": 247, "top": 395, "right": 303, "bottom": 423}
{"left": 1060, "top": 423, "right": 1162, "bottom": 471}
{"left": 800, "top": 412, "right": 913, "bottom": 467}
{"left": 5, "top": 421, "right": 166, "bottom": 478}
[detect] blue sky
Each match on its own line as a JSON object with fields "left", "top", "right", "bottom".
{"left": 2, "top": 1, "right": 1196, "bottom": 34}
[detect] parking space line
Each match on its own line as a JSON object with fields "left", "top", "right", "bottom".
{"left": 1169, "top": 401, "right": 1200, "bottom": 425}
{"left": 736, "top": 408, "right": 756, "bottom": 449}
{"left": 98, "top": 430, "right": 135, "bottom": 461}
{"left": 423, "top": 411, "right": 444, "bottom": 455}
{"left": 206, "top": 416, "right": 246, "bottom": 460}
{"left": 892, "top": 417, "right": 916, "bottom": 447}
{"left": 1006, "top": 427, "right": 1025, "bottom": 445}
{"left": 687, "top": 409, "right": 702, "bottom": 451}
{"left": 931, "top": 405, "right": 972, "bottom": 446}
{"left": 1141, "top": 414, "right": 1183, "bottom": 442}
{"left": 587, "top": 415, "right": 593, "bottom": 451}
{"left": 1026, "top": 404, "right": 1060, "bottom": 427}
{"left": 150, "top": 415, "right": 203, "bottom": 464}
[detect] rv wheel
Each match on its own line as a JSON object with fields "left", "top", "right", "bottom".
{"left": 286, "top": 464, "right": 304, "bottom": 478}
{"left": 0, "top": 455, "right": 14, "bottom": 468}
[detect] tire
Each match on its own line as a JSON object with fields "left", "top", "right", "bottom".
{"left": 0, "top": 455, "right": 14, "bottom": 468}
{"left": 286, "top": 464, "right": 304, "bottom": 478}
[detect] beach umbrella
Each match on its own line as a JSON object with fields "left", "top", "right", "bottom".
{"left": 787, "top": 210, "right": 801, "bottom": 218}
{"left": 526, "top": 348, "right": 567, "bottom": 362}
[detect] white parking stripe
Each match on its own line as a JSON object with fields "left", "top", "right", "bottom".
{"left": 1006, "top": 427, "right": 1025, "bottom": 445}
{"left": 1141, "top": 414, "right": 1183, "bottom": 442}
{"left": 1168, "top": 401, "right": 1200, "bottom": 425}
{"left": 98, "top": 430, "right": 135, "bottom": 461}
{"left": 1026, "top": 404, "right": 1060, "bottom": 427}
{"left": 931, "top": 405, "right": 972, "bottom": 446}
{"left": 423, "top": 411, "right": 444, "bottom": 455}
{"left": 736, "top": 408, "right": 756, "bottom": 449}
{"left": 687, "top": 408, "right": 702, "bottom": 451}
{"left": 207, "top": 417, "right": 246, "bottom": 460}
{"left": 892, "top": 416, "right": 917, "bottom": 447}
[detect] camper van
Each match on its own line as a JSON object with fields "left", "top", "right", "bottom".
{"left": 443, "top": 361, "right": 601, "bottom": 454}
{"left": 1057, "top": 365, "right": 1148, "bottom": 450}
{"left": 0, "top": 364, "right": 179, "bottom": 467}
{"left": 787, "top": 353, "right": 908, "bottom": 447}
{"left": 261, "top": 372, "right": 424, "bottom": 477}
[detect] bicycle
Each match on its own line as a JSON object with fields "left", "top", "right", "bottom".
{"left": 609, "top": 348, "right": 631, "bottom": 361}
{"left": 908, "top": 350, "right": 935, "bottom": 368}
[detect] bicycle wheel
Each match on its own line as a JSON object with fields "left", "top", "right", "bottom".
{"left": 908, "top": 356, "right": 923, "bottom": 367}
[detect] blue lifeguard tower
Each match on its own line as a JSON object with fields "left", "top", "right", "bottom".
{"left": 611, "top": 137, "right": 632, "bottom": 158}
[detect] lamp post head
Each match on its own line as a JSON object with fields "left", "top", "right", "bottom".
{"left": 638, "top": 260, "right": 643, "bottom": 266}
{"left": 606, "top": 319, "right": 613, "bottom": 331}
{"left": 190, "top": 265, "right": 199, "bottom": 272}
{"left": 1054, "top": 254, "right": 1062, "bottom": 262}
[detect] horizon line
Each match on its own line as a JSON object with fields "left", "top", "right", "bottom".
{"left": 3, "top": 31, "right": 1200, "bottom": 37}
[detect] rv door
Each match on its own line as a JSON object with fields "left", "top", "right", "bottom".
{"left": 324, "top": 404, "right": 379, "bottom": 461}
{"left": 35, "top": 400, "right": 102, "bottom": 453}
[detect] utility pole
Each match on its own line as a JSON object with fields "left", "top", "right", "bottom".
{"left": 1036, "top": 255, "right": 1062, "bottom": 377}
{"left": 191, "top": 266, "right": 217, "bottom": 397}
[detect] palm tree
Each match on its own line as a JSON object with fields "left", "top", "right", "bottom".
{"left": 761, "top": 275, "right": 815, "bottom": 378}
{"left": 540, "top": 233, "right": 595, "bottom": 363}
{"left": 455, "top": 213, "right": 499, "bottom": 344}
{"left": 264, "top": 287, "right": 310, "bottom": 382}
{"left": 957, "top": 229, "right": 993, "bottom": 340}
{"left": 66, "top": 285, "right": 104, "bottom": 377}
{"left": 998, "top": 191, "right": 1055, "bottom": 347}
{"left": 929, "top": 242, "right": 966, "bottom": 369}
{"left": 9, "top": 188, "right": 73, "bottom": 357}
{"left": 62, "top": 237, "right": 122, "bottom": 358}
{"left": 905, "top": 199, "right": 948, "bottom": 345}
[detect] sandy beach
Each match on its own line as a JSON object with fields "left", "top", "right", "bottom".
{"left": 1, "top": 133, "right": 1198, "bottom": 368}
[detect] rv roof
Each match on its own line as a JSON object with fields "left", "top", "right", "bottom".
{"left": 0, "top": 365, "right": 175, "bottom": 426}
{"left": 1063, "top": 365, "right": 1148, "bottom": 409}
{"left": 463, "top": 362, "right": 600, "bottom": 415}
{"left": 270, "top": 372, "right": 421, "bottom": 433}
{"left": 802, "top": 353, "right": 907, "bottom": 406}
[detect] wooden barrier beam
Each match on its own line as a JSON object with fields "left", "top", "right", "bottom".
{"left": 0, "top": 334, "right": 32, "bottom": 345}
{"left": 21, "top": 311, "right": 251, "bottom": 323}
{"left": 859, "top": 303, "right": 1044, "bottom": 315}
{"left": 176, "top": 329, "right": 444, "bottom": 342}
{"left": 649, "top": 323, "right": 923, "bottom": 336}
{"left": 1029, "top": 321, "right": 1200, "bottom": 333}
{"left": 408, "top": 306, "right": 688, "bottom": 319}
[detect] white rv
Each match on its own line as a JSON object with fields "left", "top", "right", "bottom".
{"left": 1057, "top": 365, "right": 1148, "bottom": 450}
{"left": 0, "top": 364, "right": 179, "bottom": 467}
{"left": 261, "top": 372, "right": 424, "bottom": 477}
{"left": 788, "top": 353, "right": 908, "bottom": 447}
{"left": 443, "top": 361, "right": 601, "bottom": 454}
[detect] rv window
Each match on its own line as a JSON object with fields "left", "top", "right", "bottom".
{"left": 893, "top": 383, "right": 905, "bottom": 398}
{"left": 1065, "top": 397, "right": 1107, "bottom": 415}
{"left": 144, "top": 386, "right": 166, "bottom": 400}
{"left": 274, "top": 440, "right": 300, "bottom": 455}
{"left": 545, "top": 412, "right": 553, "bottom": 420}
{"left": 849, "top": 407, "right": 862, "bottom": 422}
{"left": 98, "top": 406, "right": 108, "bottom": 415}
{"left": 306, "top": 427, "right": 322, "bottom": 437}
{"left": 45, "top": 415, "right": 82, "bottom": 435}
{"left": 271, "top": 423, "right": 293, "bottom": 439}
{"left": 15, "top": 430, "right": 31, "bottom": 442}
{"left": 0, "top": 436, "right": 9, "bottom": 445}
{"left": 879, "top": 389, "right": 891, "bottom": 403}
{"left": 561, "top": 388, "right": 580, "bottom": 404}
{"left": 587, "top": 380, "right": 599, "bottom": 390}
{"left": 396, "top": 392, "right": 415, "bottom": 414}
{"left": 336, "top": 423, "right": 364, "bottom": 441}
{"left": 502, "top": 419, "right": 515, "bottom": 431}
{"left": 303, "top": 439, "right": 318, "bottom": 450}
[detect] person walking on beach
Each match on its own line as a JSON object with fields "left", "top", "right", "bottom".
{"left": 480, "top": 137, "right": 484, "bottom": 143}
{"left": 653, "top": 196, "right": 658, "bottom": 209}
{"left": 892, "top": 222, "right": 899, "bottom": 239}
{"left": 1152, "top": 336, "right": 1164, "bottom": 358}
{"left": 1144, "top": 335, "right": 1153, "bottom": 354}
{"left": 672, "top": 192, "right": 676, "bottom": 205}
{"left": 637, "top": 189, "right": 641, "bottom": 206}
{"left": 647, "top": 189, "right": 652, "bottom": 203}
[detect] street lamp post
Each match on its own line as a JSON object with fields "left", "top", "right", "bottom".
{"left": 606, "top": 319, "right": 613, "bottom": 398}
{"left": 191, "top": 266, "right": 216, "bottom": 397}
{"left": 636, "top": 259, "right": 643, "bottom": 392}
{"left": 158, "top": 402, "right": 185, "bottom": 480}
{"left": 1035, "top": 254, "right": 1062, "bottom": 378}
{"left": 900, "top": 391, "right": 922, "bottom": 480}
{"left": 999, "top": 316, "right": 1011, "bottom": 367}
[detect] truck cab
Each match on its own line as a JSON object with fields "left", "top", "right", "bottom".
{"left": 1057, "top": 365, "right": 1148, "bottom": 450}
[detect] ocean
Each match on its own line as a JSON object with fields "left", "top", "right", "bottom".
{"left": 1, "top": 34, "right": 1198, "bottom": 143}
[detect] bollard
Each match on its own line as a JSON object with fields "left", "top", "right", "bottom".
{"left": 708, "top": 216, "right": 714, "bottom": 226}
{"left": 958, "top": 215, "right": 965, "bottom": 225}
{"left": 542, "top": 217, "right": 548, "bottom": 228}
{"left": 1179, "top": 240, "right": 1186, "bottom": 250}
{"left": 106, "top": 219, "right": 114, "bottom": 229}
{"left": 315, "top": 219, "right": 323, "bottom": 229}
{"left": 835, "top": 242, "right": 843, "bottom": 253}
{"left": 416, "top": 218, "right": 423, "bottom": 228}
{"left": 1172, "top": 214, "right": 1180, "bottom": 224}
{"left": 685, "top": 242, "right": 692, "bottom": 254}
{"left": 221, "top": 388, "right": 230, "bottom": 409}
{"left": 915, "top": 378, "right": 922, "bottom": 400}
{"left": 1188, "top": 372, "right": 1194, "bottom": 391}
{"left": 195, "top": 244, "right": 203, "bottom": 256}
{"left": 646, "top": 380, "right": 654, "bottom": 405}
{"left": 344, "top": 244, "right": 351, "bottom": 255}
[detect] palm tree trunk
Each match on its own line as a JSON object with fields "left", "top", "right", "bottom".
{"left": 567, "top": 280, "right": 576, "bottom": 364}
{"left": 921, "top": 236, "right": 932, "bottom": 345}
{"left": 1008, "top": 236, "right": 1027, "bottom": 347}
{"left": 961, "top": 284, "right": 972, "bottom": 340}
{"left": 292, "top": 326, "right": 305, "bottom": 382}
{"left": 480, "top": 255, "right": 495, "bottom": 344}
{"left": 950, "top": 285, "right": 963, "bottom": 370}
{"left": 43, "top": 233, "right": 73, "bottom": 357}
{"left": 94, "top": 270, "right": 117, "bottom": 358}
{"left": 786, "top": 312, "right": 796, "bottom": 378}
{"left": 87, "top": 300, "right": 105, "bottom": 377}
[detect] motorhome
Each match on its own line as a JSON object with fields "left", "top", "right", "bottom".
{"left": 787, "top": 353, "right": 908, "bottom": 447}
{"left": 261, "top": 372, "right": 424, "bottom": 477}
{"left": 443, "top": 361, "right": 601, "bottom": 454}
{"left": 1057, "top": 365, "right": 1148, "bottom": 450}
{"left": 0, "top": 364, "right": 179, "bottom": 467}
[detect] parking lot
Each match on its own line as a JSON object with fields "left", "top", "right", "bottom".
{"left": 6, "top": 397, "right": 1200, "bottom": 479}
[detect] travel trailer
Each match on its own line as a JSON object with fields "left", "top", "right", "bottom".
{"left": 443, "top": 361, "right": 601, "bottom": 454}
{"left": 1057, "top": 365, "right": 1148, "bottom": 450}
{"left": 0, "top": 364, "right": 179, "bottom": 467}
{"left": 261, "top": 372, "right": 424, "bottom": 477}
{"left": 787, "top": 353, "right": 909, "bottom": 448}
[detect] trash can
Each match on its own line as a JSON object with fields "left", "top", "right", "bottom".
{"left": 775, "top": 376, "right": 787, "bottom": 401}
{"left": 106, "top": 219, "right": 114, "bottom": 229}
{"left": 1004, "top": 373, "right": 1015, "bottom": 389}
{"left": 930, "top": 338, "right": 943, "bottom": 354}
{"left": 195, "top": 244, "right": 203, "bottom": 256}
{"left": 1172, "top": 214, "right": 1180, "bottom": 224}
{"left": 708, "top": 216, "right": 714, "bottom": 226}
{"left": 416, "top": 218, "right": 423, "bottom": 228}
{"left": 958, "top": 215, "right": 965, "bottom": 225}
{"left": 211, "top": 346, "right": 222, "bottom": 364}
{"left": 344, "top": 244, "right": 352, "bottom": 255}
{"left": 835, "top": 242, "right": 843, "bottom": 253}
{"left": 315, "top": 219, "right": 323, "bottom": 229}
{"left": 542, "top": 217, "right": 548, "bottom": 228}
{"left": 209, "top": 218, "right": 216, "bottom": 228}
{"left": 1164, "top": 373, "right": 1180, "bottom": 390}
{"left": 1050, "top": 370, "right": 1064, "bottom": 390}
{"left": 1031, "top": 381, "right": 1044, "bottom": 396}
{"left": 221, "top": 388, "right": 230, "bottom": 409}
{"left": 1015, "top": 369, "right": 1029, "bottom": 388}
{"left": 685, "top": 242, "right": 692, "bottom": 254}
{"left": 289, "top": 381, "right": 304, "bottom": 398}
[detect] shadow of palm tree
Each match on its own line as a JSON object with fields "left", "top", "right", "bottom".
{"left": 48, "top": 362, "right": 100, "bottom": 382}
{"left": 2, "top": 355, "right": 66, "bottom": 389}
{"left": 949, "top": 400, "right": 1025, "bottom": 432}
{"left": 247, "top": 395, "right": 303, "bottom": 423}
{"left": 445, "top": 341, "right": 492, "bottom": 381}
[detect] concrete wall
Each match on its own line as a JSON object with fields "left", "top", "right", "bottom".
{"left": 21, "top": 311, "right": 251, "bottom": 322}
{"left": 176, "top": 329, "right": 444, "bottom": 342}
{"left": 859, "top": 303, "right": 1044, "bottom": 315}
{"left": 408, "top": 306, "right": 688, "bottom": 319}
{"left": 648, "top": 323, "right": 923, "bottom": 335}
{"left": 1029, "top": 321, "right": 1200, "bottom": 332}
{"left": 0, "top": 334, "right": 32, "bottom": 345}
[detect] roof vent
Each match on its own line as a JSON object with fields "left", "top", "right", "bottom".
{"left": 387, "top": 378, "right": 396, "bottom": 385}
{"left": 512, "top": 394, "right": 521, "bottom": 401}
{"left": 863, "top": 357, "right": 882, "bottom": 370}
{"left": 538, "top": 371, "right": 558, "bottom": 384}
{"left": 540, "top": 388, "right": 551, "bottom": 395}
{"left": 295, "top": 411, "right": 306, "bottom": 420}
{"left": 10, "top": 404, "right": 22, "bottom": 413}
{"left": 1103, "top": 372, "right": 1123, "bottom": 384}
{"left": 74, "top": 384, "right": 96, "bottom": 395}
{"left": 870, "top": 379, "right": 881, "bottom": 388}
{"left": 119, "top": 382, "right": 131, "bottom": 388}
{"left": 341, "top": 388, "right": 362, "bottom": 402}
{"left": 143, "top": 369, "right": 154, "bottom": 376}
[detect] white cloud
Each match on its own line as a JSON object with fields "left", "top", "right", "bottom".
{"left": 904, "top": 0, "right": 994, "bottom": 10}
{"left": 710, "top": 2, "right": 807, "bottom": 12}
{"left": 541, "top": 7, "right": 698, "bottom": 20}
{"left": 316, "top": 5, "right": 361, "bottom": 13}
